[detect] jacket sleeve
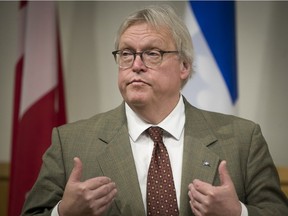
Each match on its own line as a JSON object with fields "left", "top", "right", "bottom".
{"left": 21, "top": 128, "right": 66, "bottom": 216}
{"left": 244, "top": 124, "right": 288, "bottom": 215}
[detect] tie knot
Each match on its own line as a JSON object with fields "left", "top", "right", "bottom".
{"left": 147, "top": 126, "right": 163, "bottom": 142}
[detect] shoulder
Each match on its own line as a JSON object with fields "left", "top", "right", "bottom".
{"left": 201, "top": 108, "right": 256, "bottom": 130}
{"left": 184, "top": 99, "right": 260, "bottom": 141}
{"left": 56, "top": 103, "right": 126, "bottom": 135}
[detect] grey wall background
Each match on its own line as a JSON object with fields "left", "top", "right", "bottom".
{"left": 0, "top": 1, "right": 287, "bottom": 166}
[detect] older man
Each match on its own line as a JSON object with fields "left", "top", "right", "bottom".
{"left": 22, "top": 5, "right": 288, "bottom": 216}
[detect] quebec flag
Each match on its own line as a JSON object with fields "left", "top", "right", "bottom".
{"left": 182, "top": 1, "right": 238, "bottom": 114}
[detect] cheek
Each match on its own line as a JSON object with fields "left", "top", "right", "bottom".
{"left": 156, "top": 72, "right": 180, "bottom": 92}
{"left": 118, "top": 70, "right": 126, "bottom": 84}
{"left": 117, "top": 72, "right": 125, "bottom": 91}
{"left": 162, "top": 65, "right": 184, "bottom": 84}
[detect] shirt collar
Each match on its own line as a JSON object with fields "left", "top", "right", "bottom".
{"left": 125, "top": 96, "right": 185, "bottom": 142}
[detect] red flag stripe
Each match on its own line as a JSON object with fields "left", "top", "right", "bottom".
{"left": 9, "top": 2, "right": 66, "bottom": 215}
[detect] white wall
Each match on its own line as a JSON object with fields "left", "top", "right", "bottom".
{"left": 237, "top": 1, "right": 288, "bottom": 166}
{"left": 0, "top": 1, "right": 17, "bottom": 163}
{"left": 0, "top": 1, "right": 287, "bottom": 166}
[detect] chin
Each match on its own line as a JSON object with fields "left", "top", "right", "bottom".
{"left": 125, "top": 95, "right": 148, "bottom": 107}
{"left": 121, "top": 87, "right": 151, "bottom": 105}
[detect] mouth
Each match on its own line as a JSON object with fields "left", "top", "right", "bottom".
{"left": 127, "top": 79, "right": 150, "bottom": 86}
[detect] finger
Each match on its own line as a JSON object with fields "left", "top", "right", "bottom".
{"left": 97, "top": 187, "right": 117, "bottom": 207}
{"left": 93, "top": 193, "right": 116, "bottom": 216}
{"left": 188, "top": 186, "right": 194, "bottom": 202}
{"left": 189, "top": 196, "right": 203, "bottom": 216}
{"left": 218, "top": 160, "right": 232, "bottom": 186}
{"left": 188, "top": 183, "right": 206, "bottom": 204}
{"left": 68, "top": 157, "right": 83, "bottom": 183}
{"left": 91, "top": 181, "right": 117, "bottom": 200}
{"left": 91, "top": 185, "right": 117, "bottom": 214}
{"left": 191, "top": 205, "right": 202, "bottom": 216}
{"left": 84, "top": 176, "right": 113, "bottom": 190}
{"left": 188, "top": 184, "right": 206, "bottom": 215}
{"left": 192, "top": 179, "right": 213, "bottom": 196}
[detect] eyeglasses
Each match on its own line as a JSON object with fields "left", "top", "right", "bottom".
{"left": 112, "top": 49, "right": 179, "bottom": 69}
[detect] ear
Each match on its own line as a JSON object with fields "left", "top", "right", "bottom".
{"left": 180, "top": 61, "right": 190, "bottom": 80}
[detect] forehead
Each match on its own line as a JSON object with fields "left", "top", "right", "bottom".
{"left": 119, "top": 23, "right": 175, "bottom": 49}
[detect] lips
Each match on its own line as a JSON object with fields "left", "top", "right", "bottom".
{"left": 128, "top": 79, "right": 150, "bottom": 86}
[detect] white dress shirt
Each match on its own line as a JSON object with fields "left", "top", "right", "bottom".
{"left": 126, "top": 96, "right": 185, "bottom": 212}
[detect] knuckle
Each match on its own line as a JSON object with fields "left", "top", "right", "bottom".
{"left": 75, "top": 185, "right": 88, "bottom": 198}
{"left": 83, "top": 192, "right": 93, "bottom": 203}
{"left": 203, "top": 199, "right": 210, "bottom": 207}
{"left": 103, "top": 195, "right": 111, "bottom": 205}
{"left": 78, "top": 184, "right": 88, "bottom": 193}
{"left": 207, "top": 190, "right": 216, "bottom": 199}
{"left": 102, "top": 184, "right": 111, "bottom": 195}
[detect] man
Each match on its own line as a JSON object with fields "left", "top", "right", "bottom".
{"left": 22, "top": 5, "right": 288, "bottom": 216}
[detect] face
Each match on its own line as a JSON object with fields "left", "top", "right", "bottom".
{"left": 117, "top": 23, "right": 189, "bottom": 111}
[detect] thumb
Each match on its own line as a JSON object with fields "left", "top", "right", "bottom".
{"left": 218, "top": 160, "right": 232, "bottom": 186}
{"left": 68, "top": 157, "right": 83, "bottom": 183}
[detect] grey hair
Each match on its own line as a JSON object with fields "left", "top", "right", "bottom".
{"left": 114, "top": 5, "right": 194, "bottom": 85}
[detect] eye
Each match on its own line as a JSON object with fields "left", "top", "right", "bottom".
{"left": 145, "top": 50, "right": 161, "bottom": 57}
{"left": 121, "top": 49, "right": 133, "bottom": 57}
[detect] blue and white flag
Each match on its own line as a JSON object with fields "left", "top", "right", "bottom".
{"left": 182, "top": 1, "right": 238, "bottom": 114}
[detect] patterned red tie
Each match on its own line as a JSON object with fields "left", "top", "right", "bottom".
{"left": 146, "top": 126, "right": 179, "bottom": 216}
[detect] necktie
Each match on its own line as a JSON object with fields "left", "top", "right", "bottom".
{"left": 146, "top": 126, "right": 179, "bottom": 216}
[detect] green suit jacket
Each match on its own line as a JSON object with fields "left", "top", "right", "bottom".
{"left": 22, "top": 99, "right": 288, "bottom": 215}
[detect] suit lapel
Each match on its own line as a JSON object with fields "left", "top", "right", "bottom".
{"left": 179, "top": 100, "right": 221, "bottom": 216}
{"left": 95, "top": 104, "right": 145, "bottom": 215}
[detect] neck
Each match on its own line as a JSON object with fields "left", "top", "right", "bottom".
{"left": 128, "top": 96, "right": 181, "bottom": 125}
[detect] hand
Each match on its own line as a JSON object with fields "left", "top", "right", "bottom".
{"left": 188, "top": 160, "right": 241, "bottom": 216}
{"left": 58, "top": 157, "right": 117, "bottom": 216}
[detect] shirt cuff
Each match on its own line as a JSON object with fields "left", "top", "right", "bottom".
{"left": 51, "top": 201, "right": 61, "bottom": 216}
{"left": 240, "top": 202, "right": 248, "bottom": 216}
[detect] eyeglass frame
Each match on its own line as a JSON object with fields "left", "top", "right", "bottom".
{"left": 112, "top": 49, "right": 179, "bottom": 69}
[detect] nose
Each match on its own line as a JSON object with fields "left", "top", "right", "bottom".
{"left": 131, "top": 54, "right": 147, "bottom": 72}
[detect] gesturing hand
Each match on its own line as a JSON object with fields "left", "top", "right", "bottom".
{"left": 59, "top": 157, "right": 117, "bottom": 216}
{"left": 188, "top": 160, "right": 241, "bottom": 216}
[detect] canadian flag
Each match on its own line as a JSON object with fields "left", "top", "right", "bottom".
{"left": 8, "top": 1, "right": 66, "bottom": 215}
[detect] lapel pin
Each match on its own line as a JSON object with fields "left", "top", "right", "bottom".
{"left": 202, "top": 160, "right": 211, "bottom": 167}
